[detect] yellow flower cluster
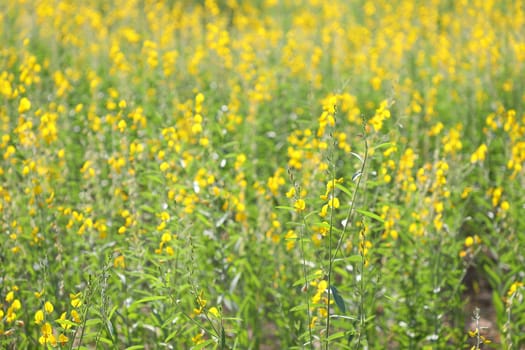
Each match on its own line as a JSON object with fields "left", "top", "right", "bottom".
{"left": 0, "top": 0, "right": 524, "bottom": 347}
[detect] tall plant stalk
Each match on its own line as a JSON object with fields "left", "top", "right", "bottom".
{"left": 325, "top": 124, "right": 369, "bottom": 349}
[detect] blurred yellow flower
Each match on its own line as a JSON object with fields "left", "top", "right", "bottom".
{"left": 294, "top": 199, "right": 306, "bottom": 212}
{"left": 18, "top": 97, "right": 31, "bottom": 113}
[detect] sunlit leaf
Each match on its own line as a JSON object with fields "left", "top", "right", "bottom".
{"left": 356, "top": 209, "right": 384, "bottom": 223}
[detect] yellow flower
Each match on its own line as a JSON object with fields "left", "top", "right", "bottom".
{"left": 44, "top": 301, "right": 54, "bottom": 314}
{"left": 285, "top": 230, "right": 297, "bottom": 251}
{"left": 470, "top": 143, "right": 488, "bottom": 163}
{"left": 312, "top": 280, "right": 327, "bottom": 304}
{"left": 309, "top": 315, "right": 318, "bottom": 329}
{"left": 12, "top": 299, "right": 21, "bottom": 310}
{"left": 57, "top": 312, "right": 71, "bottom": 330}
{"left": 71, "top": 309, "right": 81, "bottom": 323}
{"left": 58, "top": 333, "right": 69, "bottom": 346}
{"left": 39, "top": 322, "right": 57, "bottom": 346}
{"left": 70, "top": 293, "right": 82, "bottom": 308}
{"left": 193, "top": 290, "right": 207, "bottom": 314}
{"left": 285, "top": 187, "right": 296, "bottom": 198}
{"left": 195, "top": 92, "right": 205, "bottom": 105}
{"left": 192, "top": 332, "right": 204, "bottom": 344}
{"left": 294, "top": 199, "right": 306, "bottom": 212}
{"left": 160, "top": 161, "right": 170, "bottom": 172}
{"left": 18, "top": 97, "right": 31, "bottom": 113}
{"left": 161, "top": 232, "right": 172, "bottom": 242}
{"left": 34, "top": 310, "right": 44, "bottom": 325}
{"left": 209, "top": 307, "right": 220, "bottom": 318}
{"left": 114, "top": 255, "right": 125, "bottom": 268}
{"left": 117, "top": 119, "right": 127, "bottom": 132}
{"left": 328, "top": 197, "right": 340, "bottom": 209}
{"left": 508, "top": 281, "right": 523, "bottom": 297}
{"left": 165, "top": 246, "right": 174, "bottom": 255}
{"left": 319, "top": 204, "right": 328, "bottom": 218}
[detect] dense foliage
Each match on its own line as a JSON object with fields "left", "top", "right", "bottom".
{"left": 1, "top": 0, "right": 524, "bottom": 349}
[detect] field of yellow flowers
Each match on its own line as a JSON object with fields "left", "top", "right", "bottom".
{"left": 1, "top": 0, "right": 524, "bottom": 348}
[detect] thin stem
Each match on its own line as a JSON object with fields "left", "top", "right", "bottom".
{"left": 354, "top": 225, "right": 366, "bottom": 349}
{"left": 333, "top": 134, "right": 368, "bottom": 266}
{"left": 299, "top": 215, "right": 314, "bottom": 350}
{"left": 326, "top": 122, "right": 369, "bottom": 349}
{"left": 289, "top": 169, "right": 314, "bottom": 350}
{"left": 325, "top": 146, "right": 337, "bottom": 349}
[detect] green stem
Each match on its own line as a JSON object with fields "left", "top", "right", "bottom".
{"left": 325, "top": 156, "right": 337, "bottom": 349}
{"left": 299, "top": 215, "right": 314, "bottom": 350}
{"left": 327, "top": 130, "right": 369, "bottom": 349}
{"left": 333, "top": 134, "right": 368, "bottom": 266}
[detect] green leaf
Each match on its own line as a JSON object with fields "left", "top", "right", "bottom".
{"left": 293, "top": 272, "right": 323, "bottom": 287}
{"left": 165, "top": 330, "right": 179, "bottom": 343}
{"left": 104, "top": 319, "right": 115, "bottom": 340}
{"left": 492, "top": 290, "right": 504, "bottom": 322}
{"left": 125, "top": 346, "right": 145, "bottom": 350}
{"left": 327, "top": 331, "right": 346, "bottom": 341}
{"left": 97, "top": 336, "right": 114, "bottom": 345}
{"left": 139, "top": 205, "right": 156, "bottom": 214}
{"left": 195, "top": 212, "right": 212, "bottom": 227}
{"left": 290, "top": 304, "right": 309, "bottom": 312}
{"left": 221, "top": 326, "right": 226, "bottom": 349}
{"left": 108, "top": 305, "right": 119, "bottom": 321}
{"left": 131, "top": 295, "right": 168, "bottom": 306}
{"left": 350, "top": 152, "right": 363, "bottom": 163}
{"left": 344, "top": 255, "right": 363, "bottom": 263}
{"left": 356, "top": 209, "right": 384, "bottom": 223}
{"left": 374, "top": 142, "right": 394, "bottom": 150}
{"left": 84, "top": 319, "right": 103, "bottom": 327}
{"left": 330, "top": 285, "right": 346, "bottom": 314}
{"left": 483, "top": 264, "right": 501, "bottom": 287}
{"left": 275, "top": 205, "right": 295, "bottom": 211}
{"left": 336, "top": 183, "right": 353, "bottom": 198}
{"left": 54, "top": 318, "right": 77, "bottom": 326}
{"left": 351, "top": 171, "right": 362, "bottom": 182}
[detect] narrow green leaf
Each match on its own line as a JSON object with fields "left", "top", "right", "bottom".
{"left": 131, "top": 295, "right": 168, "bottom": 306}
{"left": 350, "top": 152, "right": 363, "bottom": 163}
{"left": 290, "top": 304, "right": 309, "bottom": 312}
{"left": 356, "top": 209, "right": 384, "bottom": 223}
{"left": 492, "top": 291, "right": 504, "bottom": 319}
{"left": 84, "top": 319, "right": 103, "bottom": 327}
{"left": 221, "top": 326, "right": 226, "bottom": 349}
{"left": 165, "top": 330, "right": 179, "bottom": 343}
{"left": 275, "top": 205, "right": 295, "bottom": 211}
{"left": 108, "top": 305, "right": 119, "bottom": 320}
{"left": 195, "top": 212, "right": 211, "bottom": 227}
{"left": 54, "top": 319, "right": 77, "bottom": 327}
{"left": 139, "top": 205, "right": 156, "bottom": 214}
{"left": 97, "top": 337, "right": 114, "bottom": 345}
{"left": 126, "top": 346, "right": 145, "bottom": 350}
{"left": 483, "top": 264, "right": 501, "bottom": 287}
{"left": 330, "top": 285, "right": 346, "bottom": 314}
{"left": 374, "top": 142, "right": 394, "bottom": 150}
{"left": 351, "top": 171, "right": 362, "bottom": 182}
{"left": 335, "top": 183, "right": 353, "bottom": 198}
{"left": 327, "top": 331, "right": 346, "bottom": 341}
{"left": 105, "top": 319, "right": 115, "bottom": 339}
{"left": 345, "top": 255, "right": 363, "bottom": 263}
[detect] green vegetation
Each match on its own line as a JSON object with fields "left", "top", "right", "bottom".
{"left": 1, "top": 0, "right": 524, "bottom": 349}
